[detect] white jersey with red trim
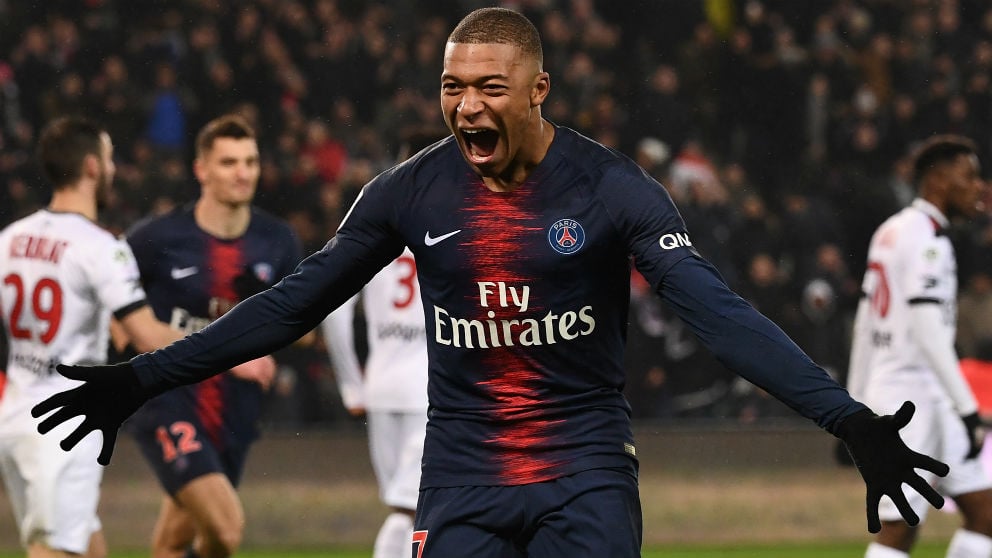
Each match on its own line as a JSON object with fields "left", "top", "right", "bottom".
{"left": 322, "top": 248, "right": 429, "bottom": 412}
{"left": 0, "top": 210, "right": 145, "bottom": 426}
{"left": 847, "top": 199, "right": 958, "bottom": 400}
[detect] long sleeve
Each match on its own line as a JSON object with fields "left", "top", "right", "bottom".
{"left": 845, "top": 298, "right": 872, "bottom": 400}
{"left": 657, "top": 255, "right": 867, "bottom": 433}
{"left": 909, "top": 302, "right": 978, "bottom": 415}
{"left": 131, "top": 232, "right": 402, "bottom": 395}
{"left": 320, "top": 293, "right": 365, "bottom": 410}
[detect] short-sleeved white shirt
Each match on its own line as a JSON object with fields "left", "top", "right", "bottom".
{"left": 0, "top": 209, "right": 146, "bottom": 429}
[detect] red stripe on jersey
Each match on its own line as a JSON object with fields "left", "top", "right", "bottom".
{"left": 197, "top": 238, "right": 245, "bottom": 445}
{"left": 196, "top": 375, "right": 225, "bottom": 447}
{"left": 462, "top": 180, "right": 566, "bottom": 484}
{"left": 208, "top": 238, "right": 243, "bottom": 301}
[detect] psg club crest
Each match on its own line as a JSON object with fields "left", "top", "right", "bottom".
{"left": 252, "top": 262, "right": 274, "bottom": 283}
{"left": 548, "top": 218, "right": 585, "bottom": 255}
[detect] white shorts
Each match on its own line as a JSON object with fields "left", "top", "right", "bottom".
{"left": 862, "top": 377, "right": 992, "bottom": 523}
{"left": 0, "top": 418, "right": 103, "bottom": 552}
{"left": 367, "top": 410, "right": 427, "bottom": 511}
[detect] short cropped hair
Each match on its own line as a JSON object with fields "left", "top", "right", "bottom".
{"left": 195, "top": 114, "right": 256, "bottom": 158}
{"left": 448, "top": 8, "right": 543, "bottom": 68}
{"left": 912, "top": 134, "right": 978, "bottom": 184}
{"left": 37, "top": 116, "right": 106, "bottom": 190}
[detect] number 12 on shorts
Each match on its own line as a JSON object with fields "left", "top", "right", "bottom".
{"left": 155, "top": 421, "right": 203, "bottom": 462}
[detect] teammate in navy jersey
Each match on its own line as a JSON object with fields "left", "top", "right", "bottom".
{"left": 35, "top": 8, "right": 948, "bottom": 557}
{"left": 116, "top": 115, "right": 302, "bottom": 558}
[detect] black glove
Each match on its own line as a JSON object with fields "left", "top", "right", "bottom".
{"left": 835, "top": 401, "right": 950, "bottom": 534}
{"left": 833, "top": 438, "right": 855, "bottom": 467}
{"left": 962, "top": 412, "right": 986, "bottom": 459}
{"left": 31, "top": 362, "right": 150, "bottom": 466}
{"left": 232, "top": 265, "right": 269, "bottom": 300}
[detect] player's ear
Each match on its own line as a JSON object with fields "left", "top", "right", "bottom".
{"left": 82, "top": 153, "right": 101, "bottom": 180}
{"left": 531, "top": 71, "right": 550, "bottom": 108}
{"left": 192, "top": 157, "right": 206, "bottom": 184}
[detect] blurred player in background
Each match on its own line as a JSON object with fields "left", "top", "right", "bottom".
{"left": 0, "top": 117, "right": 184, "bottom": 558}
{"left": 321, "top": 131, "right": 443, "bottom": 558}
{"left": 322, "top": 248, "right": 425, "bottom": 557}
{"left": 35, "top": 9, "right": 949, "bottom": 557}
{"left": 847, "top": 135, "right": 992, "bottom": 558}
{"left": 120, "top": 114, "right": 302, "bottom": 558}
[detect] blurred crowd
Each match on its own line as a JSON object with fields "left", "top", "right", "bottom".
{"left": 2, "top": 0, "right": 992, "bottom": 425}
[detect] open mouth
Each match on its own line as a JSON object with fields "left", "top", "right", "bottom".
{"left": 462, "top": 129, "right": 499, "bottom": 163}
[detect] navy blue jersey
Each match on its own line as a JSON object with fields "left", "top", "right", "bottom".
{"left": 126, "top": 204, "right": 302, "bottom": 449}
{"left": 132, "top": 126, "right": 865, "bottom": 486}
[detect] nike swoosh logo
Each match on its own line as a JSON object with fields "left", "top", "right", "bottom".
{"left": 170, "top": 266, "right": 199, "bottom": 280}
{"left": 424, "top": 229, "right": 462, "bottom": 246}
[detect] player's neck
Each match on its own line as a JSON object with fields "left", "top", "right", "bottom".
{"left": 918, "top": 193, "right": 949, "bottom": 220}
{"left": 482, "top": 119, "right": 555, "bottom": 193}
{"left": 194, "top": 198, "right": 251, "bottom": 239}
{"left": 47, "top": 185, "right": 97, "bottom": 221}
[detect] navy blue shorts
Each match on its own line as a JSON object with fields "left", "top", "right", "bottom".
{"left": 413, "top": 468, "right": 642, "bottom": 558}
{"left": 130, "top": 410, "right": 250, "bottom": 497}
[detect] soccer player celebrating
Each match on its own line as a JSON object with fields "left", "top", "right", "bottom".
{"left": 0, "top": 117, "right": 184, "bottom": 558}
{"left": 34, "top": 9, "right": 948, "bottom": 557}
{"left": 847, "top": 135, "right": 992, "bottom": 558}
{"left": 119, "top": 114, "right": 302, "bottom": 558}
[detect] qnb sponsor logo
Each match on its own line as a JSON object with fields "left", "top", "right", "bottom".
{"left": 658, "top": 232, "right": 692, "bottom": 250}
{"left": 376, "top": 322, "right": 427, "bottom": 342}
{"left": 169, "top": 307, "right": 211, "bottom": 334}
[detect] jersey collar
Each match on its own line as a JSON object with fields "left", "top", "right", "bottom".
{"left": 911, "top": 198, "right": 949, "bottom": 232}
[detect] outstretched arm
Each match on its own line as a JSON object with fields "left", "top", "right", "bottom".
{"left": 658, "top": 255, "right": 862, "bottom": 429}
{"left": 32, "top": 232, "right": 403, "bottom": 465}
{"left": 656, "top": 255, "right": 949, "bottom": 533}
{"left": 130, "top": 232, "right": 399, "bottom": 391}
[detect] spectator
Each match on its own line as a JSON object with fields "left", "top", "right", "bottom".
{"left": 3, "top": 0, "right": 992, "bottom": 427}
{"left": 959, "top": 272, "right": 992, "bottom": 360}
{"left": 144, "top": 63, "right": 189, "bottom": 155}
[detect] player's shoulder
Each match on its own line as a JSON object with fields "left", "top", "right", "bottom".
{"left": 381, "top": 135, "right": 459, "bottom": 185}
{"left": 247, "top": 206, "right": 301, "bottom": 253}
{"left": 554, "top": 126, "right": 624, "bottom": 164}
{"left": 248, "top": 205, "right": 296, "bottom": 235}
{"left": 126, "top": 204, "right": 194, "bottom": 240}
{"left": 551, "top": 126, "right": 654, "bottom": 189}
{"left": 0, "top": 209, "right": 39, "bottom": 240}
{"left": 351, "top": 136, "right": 459, "bottom": 215}
{"left": 900, "top": 203, "right": 946, "bottom": 242}
{"left": 875, "top": 204, "right": 945, "bottom": 253}
{"left": 9, "top": 209, "right": 121, "bottom": 245}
